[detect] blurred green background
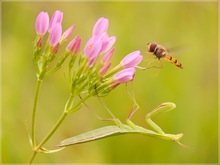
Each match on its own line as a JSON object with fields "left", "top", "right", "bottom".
{"left": 2, "top": 1, "right": 218, "bottom": 164}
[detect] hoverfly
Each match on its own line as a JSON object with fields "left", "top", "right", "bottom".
{"left": 147, "top": 42, "right": 183, "bottom": 69}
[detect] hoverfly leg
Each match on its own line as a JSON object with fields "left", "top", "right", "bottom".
{"left": 143, "top": 58, "right": 163, "bottom": 70}
{"left": 135, "top": 65, "right": 148, "bottom": 70}
{"left": 157, "top": 59, "right": 163, "bottom": 69}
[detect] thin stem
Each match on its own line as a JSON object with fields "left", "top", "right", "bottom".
{"left": 28, "top": 151, "right": 37, "bottom": 165}
{"left": 37, "top": 94, "right": 75, "bottom": 148}
{"left": 36, "top": 110, "right": 68, "bottom": 149}
{"left": 31, "top": 78, "right": 42, "bottom": 147}
{"left": 29, "top": 110, "right": 67, "bottom": 165}
{"left": 67, "top": 94, "right": 91, "bottom": 114}
{"left": 29, "top": 94, "right": 74, "bottom": 164}
{"left": 104, "top": 64, "right": 121, "bottom": 79}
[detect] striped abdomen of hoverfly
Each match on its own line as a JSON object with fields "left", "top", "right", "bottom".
{"left": 163, "top": 54, "right": 183, "bottom": 69}
{"left": 147, "top": 42, "right": 183, "bottom": 69}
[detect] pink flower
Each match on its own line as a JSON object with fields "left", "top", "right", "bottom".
{"left": 101, "top": 48, "right": 115, "bottom": 65}
{"left": 84, "top": 36, "right": 102, "bottom": 62}
{"left": 48, "top": 10, "right": 63, "bottom": 33}
{"left": 120, "top": 51, "right": 143, "bottom": 68}
{"left": 35, "top": 11, "right": 49, "bottom": 36}
{"left": 100, "top": 33, "right": 116, "bottom": 54}
{"left": 93, "top": 17, "right": 109, "bottom": 37}
{"left": 112, "top": 67, "right": 136, "bottom": 87}
{"left": 49, "top": 23, "right": 62, "bottom": 47}
{"left": 66, "top": 35, "right": 81, "bottom": 54}
{"left": 60, "top": 25, "right": 75, "bottom": 42}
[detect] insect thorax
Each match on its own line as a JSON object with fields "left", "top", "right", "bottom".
{"left": 154, "top": 47, "right": 166, "bottom": 59}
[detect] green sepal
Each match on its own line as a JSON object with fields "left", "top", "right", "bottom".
{"left": 46, "top": 52, "right": 70, "bottom": 76}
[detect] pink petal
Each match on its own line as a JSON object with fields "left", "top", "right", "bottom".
{"left": 48, "top": 10, "right": 63, "bottom": 33}
{"left": 84, "top": 36, "right": 102, "bottom": 60}
{"left": 35, "top": 11, "right": 49, "bottom": 35}
{"left": 49, "top": 23, "right": 62, "bottom": 47}
{"left": 120, "top": 51, "right": 143, "bottom": 68}
{"left": 92, "top": 17, "right": 109, "bottom": 37}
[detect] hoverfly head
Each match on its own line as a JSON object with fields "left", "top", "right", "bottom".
{"left": 147, "top": 42, "right": 158, "bottom": 53}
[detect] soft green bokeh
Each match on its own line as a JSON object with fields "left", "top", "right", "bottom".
{"left": 2, "top": 1, "right": 218, "bottom": 163}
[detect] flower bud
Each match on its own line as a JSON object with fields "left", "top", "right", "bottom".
{"left": 93, "top": 17, "right": 109, "bottom": 37}
{"left": 99, "top": 62, "right": 111, "bottom": 76}
{"left": 48, "top": 10, "right": 63, "bottom": 33}
{"left": 66, "top": 35, "right": 81, "bottom": 54}
{"left": 111, "top": 67, "right": 136, "bottom": 88}
{"left": 60, "top": 25, "right": 75, "bottom": 43}
{"left": 49, "top": 23, "right": 62, "bottom": 47}
{"left": 100, "top": 33, "right": 116, "bottom": 54}
{"left": 84, "top": 36, "right": 102, "bottom": 62}
{"left": 35, "top": 11, "right": 49, "bottom": 36}
{"left": 120, "top": 51, "right": 143, "bottom": 68}
{"left": 101, "top": 48, "right": 115, "bottom": 65}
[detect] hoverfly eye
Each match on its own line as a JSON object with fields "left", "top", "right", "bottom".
{"left": 148, "top": 42, "right": 157, "bottom": 52}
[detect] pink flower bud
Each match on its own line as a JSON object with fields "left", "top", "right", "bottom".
{"left": 66, "top": 35, "right": 81, "bottom": 54}
{"left": 87, "top": 57, "right": 97, "bottom": 67}
{"left": 35, "top": 11, "right": 49, "bottom": 36}
{"left": 101, "top": 48, "right": 115, "bottom": 64}
{"left": 49, "top": 23, "right": 62, "bottom": 47}
{"left": 120, "top": 51, "right": 143, "bottom": 68}
{"left": 48, "top": 10, "right": 63, "bottom": 33}
{"left": 52, "top": 43, "right": 60, "bottom": 54}
{"left": 36, "top": 37, "right": 43, "bottom": 48}
{"left": 99, "top": 62, "right": 111, "bottom": 76}
{"left": 92, "top": 17, "right": 109, "bottom": 37}
{"left": 112, "top": 67, "right": 136, "bottom": 87}
{"left": 84, "top": 36, "right": 102, "bottom": 61}
{"left": 60, "top": 25, "right": 75, "bottom": 43}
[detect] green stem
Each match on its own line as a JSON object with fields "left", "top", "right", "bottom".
{"left": 37, "top": 94, "right": 75, "bottom": 147}
{"left": 31, "top": 78, "right": 42, "bottom": 147}
{"left": 28, "top": 151, "right": 37, "bottom": 165}
{"left": 36, "top": 110, "right": 68, "bottom": 149}
{"left": 29, "top": 110, "right": 68, "bottom": 164}
{"left": 66, "top": 94, "right": 91, "bottom": 114}
{"left": 29, "top": 94, "right": 74, "bottom": 164}
{"left": 104, "top": 64, "right": 121, "bottom": 79}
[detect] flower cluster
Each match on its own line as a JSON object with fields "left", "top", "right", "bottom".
{"left": 30, "top": 11, "right": 182, "bottom": 164}
{"left": 34, "top": 10, "right": 81, "bottom": 79}
{"left": 34, "top": 10, "right": 143, "bottom": 98}
{"left": 30, "top": 10, "right": 144, "bottom": 162}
